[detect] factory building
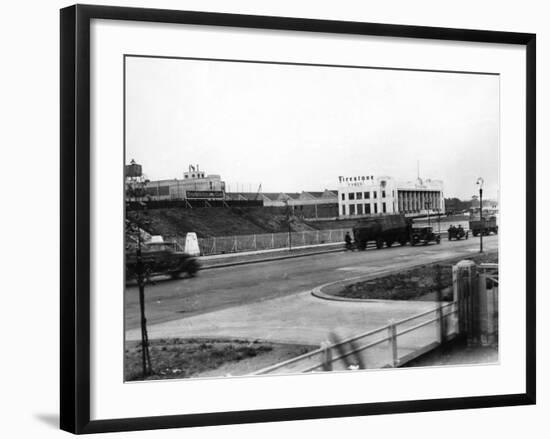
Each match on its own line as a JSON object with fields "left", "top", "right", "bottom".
{"left": 143, "top": 164, "right": 225, "bottom": 200}
{"left": 337, "top": 174, "right": 444, "bottom": 218}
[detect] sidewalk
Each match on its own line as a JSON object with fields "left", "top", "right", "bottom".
{"left": 199, "top": 242, "right": 343, "bottom": 269}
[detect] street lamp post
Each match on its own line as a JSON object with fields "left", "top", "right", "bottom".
{"left": 476, "top": 177, "right": 484, "bottom": 253}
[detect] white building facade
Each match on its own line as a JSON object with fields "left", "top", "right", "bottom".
{"left": 337, "top": 175, "right": 444, "bottom": 217}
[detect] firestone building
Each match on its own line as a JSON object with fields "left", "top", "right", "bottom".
{"left": 337, "top": 174, "right": 444, "bottom": 217}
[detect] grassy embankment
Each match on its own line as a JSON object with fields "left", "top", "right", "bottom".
{"left": 125, "top": 338, "right": 313, "bottom": 381}
{"left": 335, "top": 252, "right": 498, "bottom": 301}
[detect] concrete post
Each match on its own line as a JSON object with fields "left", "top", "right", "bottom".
{"left": 454, "top": 260, "right": 499, "bottom": 347}
{"left": 454, "top": 260, "right": 477, "bottom": 339}
{"left": 388, "top": 320, "right": 398, "bottom": 367}
{"left": 321, "top": 341, "right": 333, "bottom": 371}
{"left": 477, "top": 270, "right": 499, "bottom": 346}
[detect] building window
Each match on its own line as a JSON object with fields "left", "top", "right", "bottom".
{"left": 374, "top": 203, "right": 378, "bottom": 214}
{"left": 373, "top": 191, "right": 377, "bottom": 199}
{"left": 382, "top": 202, "right": 387, "bottom": 213}
{"left": 381, "top": 190, "right": 386, "bottom": 198}
{"left": 364, "top": 192, "right": 370, "bottom": 199}
{"left": 357, "top": 204, "right": 363, "bottom": 215}
{"left": 356, "top": 192, "right": 362, "bottom": 200}
{"left": 350, "top": 204, "right": 356, "bottom": 215}
{"left": 349, "top": 193, "right": 355, "bottom": 200}
{"left": 365, "top": 204, "right": 371, "bottom": 214}
{"left": 342, "top": 205, "right": 346, "bottom": 215}
{"left": 341, "top": 193, "right": 345, "bottom": 201}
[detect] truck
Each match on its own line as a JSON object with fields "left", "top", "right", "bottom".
{"left": 352, "top": 214, "right": 413, "bottom": 250}
{"left": 469, "top": 216, "right": 498, "bottom": 237}
{"left": 126, "top": 241, "right": 200, "bottom": 281}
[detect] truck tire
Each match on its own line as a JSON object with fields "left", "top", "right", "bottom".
{"left": 376, "top": 238, "right": 384, "bottom": 249}
{"left": 386, "top": 239, "right": 393, "bottom": 247}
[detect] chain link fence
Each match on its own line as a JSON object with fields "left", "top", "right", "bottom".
{"left": 194, "top": 229, "right": 350, "bottom": 256}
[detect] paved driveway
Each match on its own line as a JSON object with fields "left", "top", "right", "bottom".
{"left": 126, "top": 290, "right": 437, "bottom": 346}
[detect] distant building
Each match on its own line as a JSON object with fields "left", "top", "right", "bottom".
{"left": 143, "top": 164, "right": 226, "bottom": 200}
{"left": 337, "top": 174, "right": 444, "bottom": 217}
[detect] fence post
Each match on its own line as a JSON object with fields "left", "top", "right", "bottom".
{"left": 271, "top": 233, "right": 274, "bottom": 249}
{"left": 452, "top": 264, "right": 459, "bottom": 302}
{"left": 454, "top": 260, "right": 478, "bottom": 343}
{"left": 387, "top": 320, "right": 398, "bottom": 367}
{"left": 303, "top": 231, "right": 306, "bottom": 246}
{"left": 435, "top": 264, "right": 446, "bottom": 344}
{"left": 436, "top": 302, "right": 445, "bottom": 344}
{"left": 233, "top": 236, "right": 237, "bottom": 253}
{"left": 320, "top": 341, "right": 333, "bottom": 371}
{"left": 253, "top": 234, "right": 257, "bottom": 250}
{"left": 317, "top": 230, "right": 320, "bottom": 244}
{"left": 212, "top": 237, "right": 216, "bottom": 255}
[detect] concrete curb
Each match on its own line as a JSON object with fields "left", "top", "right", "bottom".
{"left": 201, "top": 247, "right": 344, "bottom": 270}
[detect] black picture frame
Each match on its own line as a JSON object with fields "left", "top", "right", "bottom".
{"left": 60, "top": 4, "right": 536, "bottom": 434}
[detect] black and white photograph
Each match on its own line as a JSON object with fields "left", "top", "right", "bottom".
{"left": 124, "top": 55, "right": 500, "bottom": 382}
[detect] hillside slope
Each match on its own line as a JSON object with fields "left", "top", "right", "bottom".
{"left": 127, "top": 207, "right": 349, "bottom": 238}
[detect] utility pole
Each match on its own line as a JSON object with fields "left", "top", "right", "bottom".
{"left": 477, "top": 177, "right": 484, "bottom": 253}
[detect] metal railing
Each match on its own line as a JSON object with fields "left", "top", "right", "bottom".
{"left": 254, "top": 301, "right": 458, "bottom": 375}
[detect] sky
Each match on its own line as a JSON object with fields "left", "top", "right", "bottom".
{"left": 125, "top": 56, "right": 499, "bottom": 200}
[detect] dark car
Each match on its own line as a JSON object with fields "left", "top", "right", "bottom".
{"left": 410, "top": 226, "right": 441, "bottom": 246}
{"left": 447, "top": 225, "right": 469, "bottom": 240}
{"left": 126, "top": 241, "right": 199, "bottom": 280}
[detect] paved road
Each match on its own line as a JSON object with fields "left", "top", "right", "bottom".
{"left": 125, "top": 235, "right": 497, "bottom": 331}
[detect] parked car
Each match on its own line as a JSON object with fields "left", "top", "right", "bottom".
{"left": 447, "top": 225, "right": 469, "bottom": 240}
{"left": 410, "top": 226, "right": 441, "bottom": 246}
{"left": 126, "top": 241, "right": 199, "bottom": 280}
